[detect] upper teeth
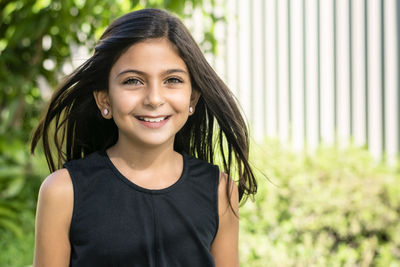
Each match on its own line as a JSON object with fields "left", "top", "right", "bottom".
{"left": 140, "top": 117, "right": 167, "bottom": 122}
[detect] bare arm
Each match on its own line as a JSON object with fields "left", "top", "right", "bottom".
{"left": 33, "top": 169, "right": 73, "bottom": 267}
{"left": 211, "top": 172, "right": 240, "bottom": 267}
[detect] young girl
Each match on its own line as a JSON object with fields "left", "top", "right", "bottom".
{"left": 31, "top": 8, "right": 257, "bottom": 267}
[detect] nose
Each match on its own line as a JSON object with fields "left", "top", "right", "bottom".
{"left": 144, "top": 82, "right": 164, "bottom": 108}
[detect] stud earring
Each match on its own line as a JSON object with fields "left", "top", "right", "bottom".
{"left": 103, "top": 108, "right": 109, "bottom": 116}
{"left": 189, "top": 106, "right": 193, "bottom": 113}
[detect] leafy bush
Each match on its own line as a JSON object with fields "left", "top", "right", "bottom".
{"left": 240, "top": 141, "right": 400, "bottom": 266}
{"left": 0, "top": 130, "right": 45, "bottom": 234}
{"left": 0, "top": 210, "right": 35, "bottom": 267}
{"left": 0, "top": 132, "right": 43, "bottom": 267}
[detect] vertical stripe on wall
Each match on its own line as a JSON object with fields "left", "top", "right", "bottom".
{"left": 302, "top": 0, "right": 307, "bottom": 147}
{"left": 261, "top": 0, "right": 267, "bottom": 138}
{"left": 349, "top": 0, "right": 354, "bottom": 142}
{"left": 367, "top": 0, "right": 383, "bottom": 159}
{"left": 397, "top": 0, "right": 400, "bottom": 157}
{"left": 275, "top": 0, "right": 280, "bottom": 139}
{"left": 288, "top": 0, "right": 292, "bottom": 143}
{"left": 381, "top": 0, "right": 386, "bottom": 157}
{"left": 277, "top": 0, "right": 290, "bottom": 143}
{"left": 251, "top": 0, "right": 265, "bottom": 141}
{"left": 265, "top": 0, "right": 277, "bottom": 139}
{"left": 336, "top": 0, "right": 351, "bottom": 148}
{"left": 317, "top": 0, "right": 322, "bottom": 144}
{"left": 331, "top": 0, "right": 337, "bottom": 146}
{"left": 238, "top": 0, "right": 251, "bottom": 122}
{"left": 290, "top": 0, "right": 305, "bottom": 151}
{"left": 351, "top": 0, "right": 367, "bottom": 147}
{"left": 213, "top": 5, "right": 226, "bottom": 87}
{"left": 204, "top": 0, "right": 399, "bottom": 163}
{"left": 319, "top": 0, "right": 335, "bottom": 146}
{"left": 305, "top": 0, "right": 319, "bottom": 151}
{"left": 384, "top": 0, "right": 398, "bottom": 165}
{"left": 249, "top": 0, "right": 255, "bottom": 130}
{"left": 364, "top": 0, "right": 370, "bottom": 149}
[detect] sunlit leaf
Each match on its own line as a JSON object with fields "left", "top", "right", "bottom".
{"left": 0, "top": 166, "right": 24, "bottom": 179}
{"left": 1, "top": 176, "right": 25, "bottom": 198}
{"left": 0, "top": 206, "right": 18, "bottom": 219}
{"left": 0, "top": 218, "right": 24, "bottom": 239}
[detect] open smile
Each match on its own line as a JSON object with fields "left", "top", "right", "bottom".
{"left": 137, "top": 116, "right": 170, "bottom": 122}
{"left": 135, "top": 115, "right": 171, "bottom": 128}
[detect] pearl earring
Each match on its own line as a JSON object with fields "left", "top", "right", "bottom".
{"left": 103, "top": 108, "right": 109, "bottom": 116}
{"left": 189, "top": 106, "right": 193, "bottom": 113}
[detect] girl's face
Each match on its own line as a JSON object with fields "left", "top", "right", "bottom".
{"left": 97, "top": 38, "right": 200, "bottom": 149}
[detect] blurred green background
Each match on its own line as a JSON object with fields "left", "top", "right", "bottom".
{"left": 1, "top": 0, "right": 400, "bottom": 266}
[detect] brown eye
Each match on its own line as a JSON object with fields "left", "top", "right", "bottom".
{"left": 165, "top": 77, "right": 183, "bottom": 84}
{"left": 123, "top": 78, "right": 143, "bottom": 85}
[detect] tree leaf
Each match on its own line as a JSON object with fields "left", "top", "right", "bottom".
{"left": 0, "top": 217, "right": 24, "bottom": 239}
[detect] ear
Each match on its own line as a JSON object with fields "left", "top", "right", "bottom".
{"left": 189, "top": 89, "right": 201, "bottom": 115}
{"left": 93, "top": 90, "right": 112, "bottom": 119}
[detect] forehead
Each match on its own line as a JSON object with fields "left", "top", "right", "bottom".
{"left": 110, "top": 38, "right": 188, "bottom": 74}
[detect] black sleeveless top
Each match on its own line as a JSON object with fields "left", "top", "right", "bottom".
{"left": 64, "top": 151, "right": 219, "bottom": 267}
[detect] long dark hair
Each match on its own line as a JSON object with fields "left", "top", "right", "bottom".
{"left": 31, "top": 8, "right": 257, "bottom": 207}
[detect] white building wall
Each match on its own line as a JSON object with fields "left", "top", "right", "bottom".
{"left": 191, "top": 0, "right": 399, "bottom": 163}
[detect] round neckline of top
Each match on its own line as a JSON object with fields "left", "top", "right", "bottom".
{"left": 99, "top": 150, "right": 188, "bottom": 194}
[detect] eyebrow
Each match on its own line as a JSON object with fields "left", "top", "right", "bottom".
{"left": 115, "top": 68, "right": 188, "bottom": 79}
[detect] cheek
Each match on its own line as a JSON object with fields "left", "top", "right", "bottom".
{"left": 109, "top": 91, "right": 140, "bottom": 113}
{"left": 170, "top": 91, "right": 192, "bottom": 110}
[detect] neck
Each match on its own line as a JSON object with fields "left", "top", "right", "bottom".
{"left": 106, "top": 137, "right": 179, "bottom": 171}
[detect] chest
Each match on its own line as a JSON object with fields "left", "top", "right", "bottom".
{"left": 69, "top": 184, "right": 218, "bottom": 261}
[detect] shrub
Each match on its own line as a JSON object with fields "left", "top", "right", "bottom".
{"left": 239, "top": 141, "right": 400, "bottom": 266}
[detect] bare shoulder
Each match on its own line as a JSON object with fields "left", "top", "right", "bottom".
{"left": 39, "top": 168, "right": 73, "bottom": 197}
{"left": 37, "top": 168, "right": 74, "bottom": 230}
{"left": 34, "top": 168, "right": 73, "bottom": 267}
{"left": 211, "top": 171, "right": 240, "bottom": 266}
{"left": 217, "top": 171, "right": 239, "bottom": 216}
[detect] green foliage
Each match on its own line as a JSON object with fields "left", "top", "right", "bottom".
{"left": 240, "top": 141, "right": 400, "bottom": 266}
{"left": 0, "top": 210, "right": 35, "bottom": 267}
{"left": 0, "top": 131, "right": 44, "bottom": 240}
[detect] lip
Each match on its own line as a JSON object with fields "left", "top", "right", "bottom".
{"left": 135, "top": 115, "right": 171, "bottom": 129}
{"left": 135, "top": 115, "right": 170, "bottom": 119}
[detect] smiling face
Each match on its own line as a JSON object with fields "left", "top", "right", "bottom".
{"left": 94, "top": 38, "right": 200, "bottom": 150}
